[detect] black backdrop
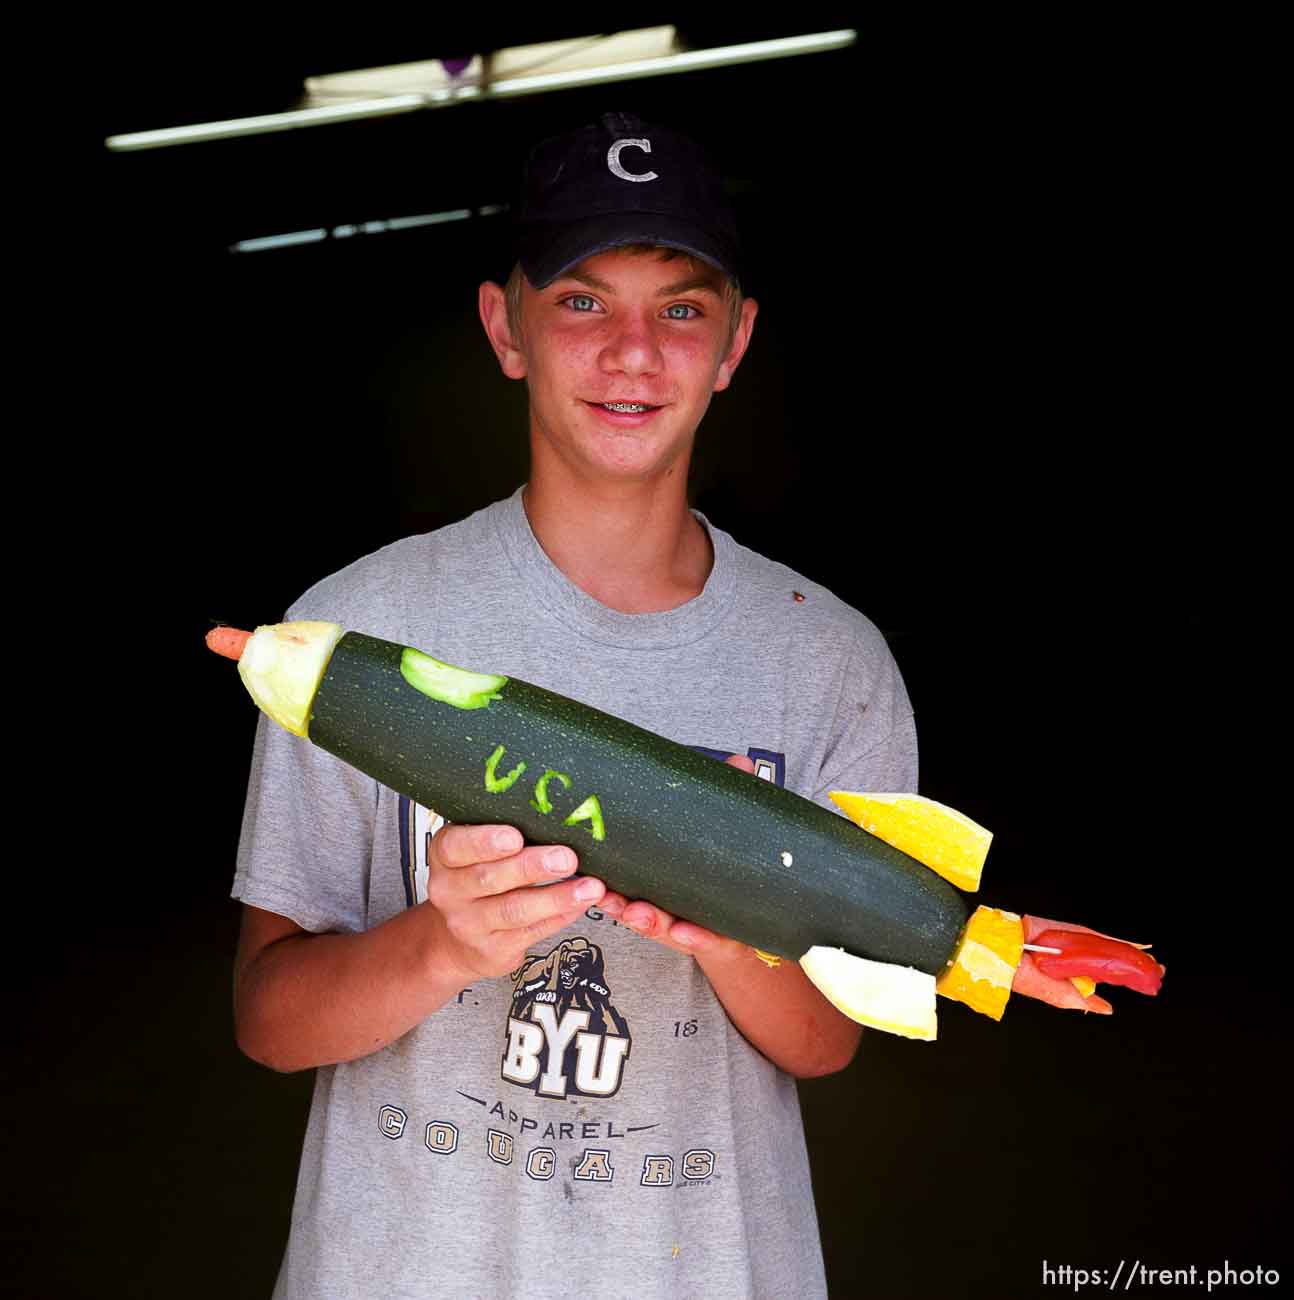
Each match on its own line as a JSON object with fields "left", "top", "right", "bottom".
{"left": 17, "top": 17, "right": 1282, "bottom": 1299}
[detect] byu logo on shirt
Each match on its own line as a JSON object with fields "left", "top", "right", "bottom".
{"left": 503, "top": 937, "right": 632, "bottom": 1099}
{"left": 607, "top": 138, "right": 658, "bottom": 182}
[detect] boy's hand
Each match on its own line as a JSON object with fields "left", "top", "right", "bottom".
{"left": 424, "top": 823, "right": 606, "bottom": 982}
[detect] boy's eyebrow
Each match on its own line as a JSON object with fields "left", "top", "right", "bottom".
{"left": 560, "top": 269, "right": 616, "bottom": 294}
{"left": 656, "top": 272, "right": 725, "bottom": 297}
{"left": 555, "top": 268, "right": 725, "bottom": 298}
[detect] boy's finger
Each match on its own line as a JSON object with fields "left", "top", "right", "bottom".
{"left": 431, "top": 823, "right": 523, "bottom": 870}
{"left": 457, "top": 846, "right": 579, "bottom": 901}
{"left": 487, "top": 875, "right": 605, "bottom": 933}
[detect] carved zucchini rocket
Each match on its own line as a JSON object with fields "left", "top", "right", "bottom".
{"left": 212, "top": 622, "right": 1164, "bottom": 1040}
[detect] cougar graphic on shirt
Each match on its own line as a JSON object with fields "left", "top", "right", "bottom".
{"left": 501, "top": 938, "right": 631, "bottom": 1099}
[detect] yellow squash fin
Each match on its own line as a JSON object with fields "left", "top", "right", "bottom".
{"left": 828, "top": 791, "right": 992, "bottom": 892}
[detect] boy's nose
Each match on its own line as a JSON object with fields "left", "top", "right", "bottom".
{"left": 599, "top": 313, "right": 664, "bottom": 378}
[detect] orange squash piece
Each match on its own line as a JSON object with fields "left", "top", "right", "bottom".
{"left": 936, "top": 906, "right": 1024, "bottom": 1020}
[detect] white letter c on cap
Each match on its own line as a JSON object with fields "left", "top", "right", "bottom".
{"left": 607, "top": 139, "right": 658, "bottom": 182}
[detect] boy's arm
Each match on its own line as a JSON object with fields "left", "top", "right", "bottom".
{"left": 234, "top": 825, "right": 606, "bottom": 1073}
{"left": 235, "top": 904, "right": 466, "bottom": 1073}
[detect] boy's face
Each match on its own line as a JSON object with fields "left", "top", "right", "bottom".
{"left": 498, "top": 247, "right": 756, "bottom": 486}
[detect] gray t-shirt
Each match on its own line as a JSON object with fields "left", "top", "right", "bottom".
{"left": 234, "top": 488, "right": 917, "bottom": 1299}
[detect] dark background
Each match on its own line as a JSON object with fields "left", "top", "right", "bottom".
{"left": 14, "top": 13, "right": 1279, "bottom": 1298}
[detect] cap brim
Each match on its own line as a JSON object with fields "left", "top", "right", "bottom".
{"left": 519, "top": 213, "right": 738, "bottom": 289}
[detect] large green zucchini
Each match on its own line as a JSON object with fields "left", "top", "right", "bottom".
{"left": 306, "top": 630, "right": 968, "bottom": 973}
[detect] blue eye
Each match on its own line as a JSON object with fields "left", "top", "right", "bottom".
{"left": 566, "top": 294, "right": 597, "bottom": 312}
{"left": 664, "top": 303, "right": 699, "bottom": 320}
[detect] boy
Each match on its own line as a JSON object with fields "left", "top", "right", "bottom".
{"left": 233, "top": 111, "right": 916, "bottom": 1297}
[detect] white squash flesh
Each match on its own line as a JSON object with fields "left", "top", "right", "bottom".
{"left": 238, "top": 621, "right": 345, "bottom": 737}
{"left": 800, "top": 946, "right": 938, "bottom": 1041}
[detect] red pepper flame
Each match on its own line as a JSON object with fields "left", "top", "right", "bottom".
{"left": 1031, "top": 929, "right": 1165, "bottom": 997}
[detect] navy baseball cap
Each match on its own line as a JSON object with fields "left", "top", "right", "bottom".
{"left": 516, "top": 111, "right": 742, "bottom": 289}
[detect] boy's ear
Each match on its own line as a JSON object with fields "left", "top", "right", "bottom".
{"left": 479, "top": 281, "right": 527, "bottom": 379}
{"left": 712, "top": 297, "right": 759, "bottom": 393}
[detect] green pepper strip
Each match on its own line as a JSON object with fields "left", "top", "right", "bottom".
{"left": 484, "top": 745, "right": 526, "bottom": 794}
{"left": 530, "top": 769, "right": 572, "bottom": 814}
{"left": 563, "top": 794, "right": 606, "bottom": 842}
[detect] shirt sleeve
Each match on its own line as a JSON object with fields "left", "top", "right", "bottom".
{"left": 231, "top": 699, "right": 377, "bottom": 937}
{"left": 811, "top": 623, "right": 919, "bottom": 807}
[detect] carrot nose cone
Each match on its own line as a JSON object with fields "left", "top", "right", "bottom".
{"left": 205, "top": 626, "right": 252, "bottom": 661}
{"left": 237, "top": 621, "right": 345, "bottom": 737}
